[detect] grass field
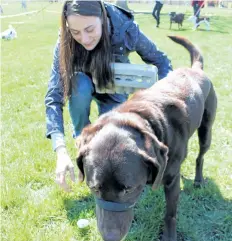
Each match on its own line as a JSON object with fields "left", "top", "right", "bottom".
{"left": 1, "top": 2, "right": 232, "bottom": 241}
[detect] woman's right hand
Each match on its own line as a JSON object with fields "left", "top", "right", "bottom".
{"left": 55, "top": 146, "right": 76, "bottom": 192}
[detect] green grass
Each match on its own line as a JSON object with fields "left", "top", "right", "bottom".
{"left": 1, "top": 2, "right": 232, "bottom": 241}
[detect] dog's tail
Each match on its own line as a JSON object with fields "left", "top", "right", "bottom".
{"left": 168, "top": 35, "right": 203, "bottom": 70}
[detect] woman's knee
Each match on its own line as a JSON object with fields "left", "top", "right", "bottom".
{"left": 69, "top": 73, "right": 94, "bottom": 111}
{"left": 71, "top": 72, "right": 94, "bottom": 97}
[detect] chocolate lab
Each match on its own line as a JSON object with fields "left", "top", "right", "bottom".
{"left": 76, "top": 36, "right": 217, "bottom": 241}
{"left": 169, "top": 12, "right": 185, "bottom": 29}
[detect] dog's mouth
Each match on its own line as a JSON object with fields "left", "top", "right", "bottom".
{"left": 96, "top": 204, "right": 134, "bottom": 241}
{"left": 95, "top": 197, "right": 136, "bottom": 240}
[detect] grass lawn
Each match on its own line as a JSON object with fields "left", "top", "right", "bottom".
{"left": 1, "top": 2, "right": 232, "bottom": 241}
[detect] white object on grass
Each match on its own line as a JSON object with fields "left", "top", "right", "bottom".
{"left": 0, "top": 25, "right": 17, "bottom": 40}
{"left": 188, "top": 15, "right": 210, "bottom": 31}
{"left": 77, "top": 219, "right": 90, "bottom": 229}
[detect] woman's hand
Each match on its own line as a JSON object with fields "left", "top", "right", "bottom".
{"left": 55, "top": 146, "right": 76, "bottom": 192}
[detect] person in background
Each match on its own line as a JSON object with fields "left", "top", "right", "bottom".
{"left": 191, "top": 0, "right": 205, "bottom": 19}
{"left": 152, "top": 0, "right": 164, "bottom": 28}
{"left": 0, "top": 5, "right": 3, "bottom": 15}
{"left": 21, "top": 0, "right": 27, "bottom": 11}
{"left": 45, "top": 0, "right": 172, "bottom": 192}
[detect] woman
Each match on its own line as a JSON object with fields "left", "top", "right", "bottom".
{"left": 45, "top": 0, "right": 172, "bottom": 191}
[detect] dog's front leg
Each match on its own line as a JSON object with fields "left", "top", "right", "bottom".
{"left": 162, "top": 173, "right": 180, "bottom": 241}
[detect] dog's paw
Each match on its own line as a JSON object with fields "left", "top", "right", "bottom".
{"left": 161, "top": 236, "right": 177, "bottom": 241}
{"left": 159, "top": 231, "right": 177, "bottom": 241}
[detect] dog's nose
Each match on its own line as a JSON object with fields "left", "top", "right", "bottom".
{"left": 103, "top": 231, "right": 121, "bottom": 241}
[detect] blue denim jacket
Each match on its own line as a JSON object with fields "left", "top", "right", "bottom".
{"left": 45, "top": 3, "right": 172, "bottom": 139}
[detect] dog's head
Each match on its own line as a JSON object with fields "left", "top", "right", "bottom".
{"left": 169, "top": 11, "right": 176, "bottom": 18}
{"left": 76, "top": 111, "right": 168, "bottom": 241}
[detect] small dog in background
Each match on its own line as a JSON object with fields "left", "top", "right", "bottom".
{"left": 169, "top": 12, "right": 185, "bottom": 29}
{"left": 188, "top": 15, "right": 210, "bottom": 31}
{"left": 0, "top": 25, "right": 17, "bottom": 40}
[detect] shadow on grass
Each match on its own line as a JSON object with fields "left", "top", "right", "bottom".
{"left": 192, "top": 28, "right": 229, "bottom": 34}
{"left": 63, "top": 193, "right": 95, "bottom": 240}
{"left": 167, "top": 27, "right": 188, "bottom": 32}
{"left": 63, "top": 194, "right": 95, "bottom": 223}
{"left": 62, "top": 178, "right": 231, "bottom": 241}
{"left": 178, "top": 176, "right": 232, "bottom": 240}
{"left": 124, "top": 176, "right": 232, "bottom": 241}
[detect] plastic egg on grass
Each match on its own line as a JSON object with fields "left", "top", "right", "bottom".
{"left": 77, "top": 219, "right": 90, "bottom": 229}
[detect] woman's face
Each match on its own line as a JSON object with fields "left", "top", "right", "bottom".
{"left": 67, "top": 14, "right": 102, "bottom": 51}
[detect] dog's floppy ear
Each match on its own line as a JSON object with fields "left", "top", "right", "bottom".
{"left": 75, "top": 117, "right": 108, "bottom": 182}
{"left": 76, "top": 156, "right": 84, "bottom": 182}
{"left": 76, "top": 147, "right": 87, "bottom": 182}
{"left": 139, "top": 132, "right": 168, "bottom": 190}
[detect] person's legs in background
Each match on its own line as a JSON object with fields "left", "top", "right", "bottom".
{"left": 156, "top": 2, "right": 163, "bottom": 27}
{"left": 193, "top": 2, "right": 201, "bottom": 19}
{"left": 68, "top": 72, "right": 94, "bottom": 138}
{"left": 152, "top": 2, "right": 158, "bottom": 25}
{"left": 193, "top": 2, "right": 201, "bottom": 28}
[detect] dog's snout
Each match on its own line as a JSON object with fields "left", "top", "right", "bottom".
{"left": 103, "top": 230, "right": 121, "bottom": 241}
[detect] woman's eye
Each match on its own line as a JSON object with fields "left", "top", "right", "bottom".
{"left": 86, "top": 28, "right": 94, "bottom": 33}
{"left": 71, "top": 31, "right": 79, "bottom": 36}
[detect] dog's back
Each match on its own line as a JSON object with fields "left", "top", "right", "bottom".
{"left": 126, "top": 36, "right": 216, "bottom": 138}
{"left": 169, "top": 12, "right": 185, "bottom": 22}
{"left": 175, "top": 13, "right": 185, "bottom": 22}
{"left": 167, "top": 36, "right": 217, "bottom": 134}
{"left": 169, "top": 12, "right": 185, "bottom": 29}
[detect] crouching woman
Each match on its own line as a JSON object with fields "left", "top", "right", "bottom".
{"left": 45, "top": 0, "right": 172, "bottom": 191}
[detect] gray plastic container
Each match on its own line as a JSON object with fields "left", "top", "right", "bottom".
{"left": 94, "top": 63, "right": 158, "bottom": 94}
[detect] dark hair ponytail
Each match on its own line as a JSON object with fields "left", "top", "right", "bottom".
{"left": 60, "top": 0, "right": 114, "bottom": 101}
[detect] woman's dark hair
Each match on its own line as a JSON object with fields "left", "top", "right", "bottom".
{"left": 60, "top": 0, "right": 114, "bottom": 101}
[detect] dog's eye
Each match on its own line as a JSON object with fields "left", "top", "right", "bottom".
{"left": 93, "top": 188, "right": 100, "bottom": 194}
{"left": 89, "top": 184, "right": 102, "bottom": 194}
{"left": 124, "top": 186, "right": 133, "bottom": 194}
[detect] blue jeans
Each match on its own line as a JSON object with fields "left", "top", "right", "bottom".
{"left": 152, "top": 2, "right": 163, "bottom": 26}
{"left": 193, "top": 2, "right": 201, "bottom": 18}
{"left": 68, "top": 73, "right": 128, "bottom": 138}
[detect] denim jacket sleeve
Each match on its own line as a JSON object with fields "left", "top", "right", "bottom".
{"left": 135, "top": 31, "right": 172, "bottom": 79}
{"left": 45, "top": 39, "right": 65, "bottom": 139}
{"left": 124, "top": 22, "right": 173, "bottom": 80}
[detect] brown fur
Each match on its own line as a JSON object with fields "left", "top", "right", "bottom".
{"left": 76, "top": 36, "right": 217, "bottom": 241}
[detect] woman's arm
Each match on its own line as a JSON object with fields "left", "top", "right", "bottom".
{"left": 134, "top": 30, "right": 172, "bottom": 80}
{"left": 45, "top": 39, "right": 65, "bottom": 148}
{"left": 124, "top": 22, "right": 172, "bottom": 80}
{"left": 45, "top": 39, "right": 75, "bottom": 191}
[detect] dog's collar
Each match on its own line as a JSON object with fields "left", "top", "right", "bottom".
{"left": 95, "top": 197, "right": 136, "bottom": 212}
